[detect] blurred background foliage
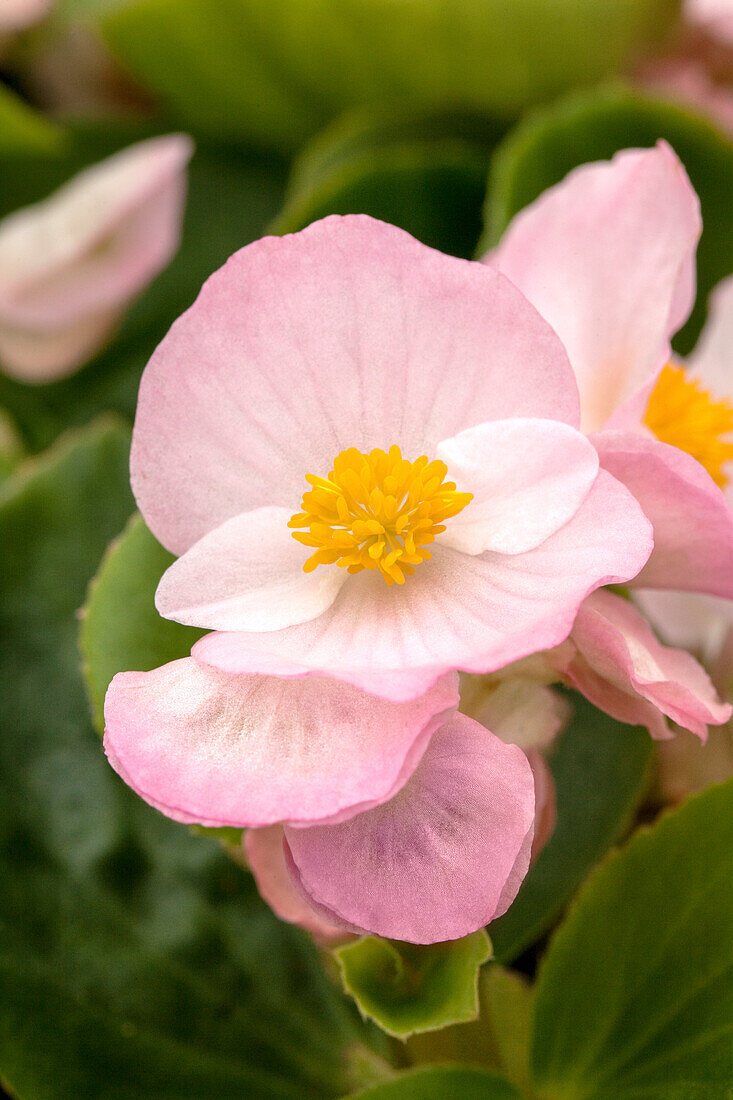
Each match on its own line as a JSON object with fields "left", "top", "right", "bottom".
{"left": 1, "top": 0, "right": 732, "bottom": 1096}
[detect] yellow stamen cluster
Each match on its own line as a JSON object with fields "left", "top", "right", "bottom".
{"left": 644, "top": 363, "right": 733, "bottom": 489}
{"left": 289, "top": 445, "right": 473, "bottom": 586}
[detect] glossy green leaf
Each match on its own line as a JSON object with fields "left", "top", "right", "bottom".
{"left": 0, "top": 420, "right": 381, "bottom": 1098}
{"left": 272, "top": 108, "right": 506, "bottom": 258}
{"left": 532, "top": 778, "right": 733, "bottom": 1098}
{"left": 81, "top": 512, "right": 203, "bottom": 733}
{"left": 406, "top": 964, "right": 533, "bottom": 1094}
{"left": 345, "top": 1064, "right": 521, "bottom": 1100}
{"left": 0, "top": 82, "right": 65, "bottom": 155}
{"left": 482, "top": 85, "right": 733, "bottom": 353}
{"left": 335, "top": 931, "right": 491, "bottom": 1040}
{"left": 489, "top": 691, "right": 653, "bottom": 963}
{"left": 99, "top": 0, "right": 679, "bottom": 151}
{"left": 0, "top": 120, "right": 286, "bottom": 452}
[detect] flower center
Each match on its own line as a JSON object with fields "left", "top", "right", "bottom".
{"left": 644, "top": 363, "right": 733, "bottom": 489}
{"left": 289, "top": 444, "right": 473, "bottom": 586}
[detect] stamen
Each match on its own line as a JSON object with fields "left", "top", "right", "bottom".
{"left": 644, "top": 363, "right": 733, "bottom": 489}
{"left": 289, "top": 445, "right": 472, "bottom": 585}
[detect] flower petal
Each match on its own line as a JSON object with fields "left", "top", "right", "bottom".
{"left": 131, "top": 214, "right": 578, "bottom": 555}
{"left": 193, "top": 470, "right": 652, "bottom": 701}
{"left": 560, "top": 589, "right": 731, "bottom": 740}
{"left": 491, "top": 143, "right": 701, "bottom": 432}
{"left": 283, "top": 713, "right": 535, "bottom": 944}
{"left": 244, "top": 825, "right": 348, "bottom": 940}
{"left": 103, "top": 658, "right": 459, "bottom": 828}
{"left": 438, "top": 418, "right": 598, "bottom": 555}
{"left": 688, "top": 274, "right": 733, "bottom": 407}
{"left": 593, "top": 429, "right": 733, "bottom": 597}
{"left": 155, "top": 506, "right": 346, "bottom": 631}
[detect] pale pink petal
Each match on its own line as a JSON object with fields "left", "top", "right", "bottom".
{"left": 437, "top": 418, "right": 598, "bottom": 555}
{"left": 593, "top": 429, "right": 733, "bottom": 597}
{"left": 0, "top": 0, "right": 51, "bottom": 32}
{"left": 688, "top": 275, "right": 733, "bottom": 403}
{"left": 560, "top": 589, "right": 731, "bottom": 740}
{"left": 634, "top": 588, "right": 733, "bottom": 665}
{"left": 491, "top": 144, "right": 701, "bottom": 433}
{"left": 283, "top": 714, "right": 535, "bottom": 944}
{"left": 0, "top": 307, "right": 121, "bottom": 384}
{"left": 688, "top": 0, "right": 733, "bottom": 44}
{"left": 527, "top": 751, "right": 556, "bottom": 861}
{"left": 0, "top": 134, "right": 192, "bottom": 381}
{"left": 155, "top": 507, "right": 346, "bottom": 631}
{"left": 103, "top": 658, "right": 459, "bottom": 828}
{"left": 131, "top": 214, "right": 578, "bottom": 555}
{"left": 472, "top": 679, "right": 570, "bottom": 753}
{"left": 244, "top": 826, "right": 348, "bottom": 941}
{"left": 193, "top": 471, "right": 652, "bottom": 701}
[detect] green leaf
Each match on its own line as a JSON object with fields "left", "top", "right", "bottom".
{"left": 489, "top": 691, "right": 653, "bottom": 963}
{"left": 0, "top": 407, "right": 24, "bottom": 481}
{"left": 406, "top": 964, "right": 533, "bottom": 1094}
{"left": 81, "top": 512, "right": 203, "bottom": 734}
{"left": 482, "top": 85, "right": 733, "bottom": 353}
{"left": 344, "top": 1064, "right": 521, "bottom": 1099}
{"left": 531, "top": 778, "right": 733, "bottom": 1099}
{"left": 272, "top": 108, "right": 506, "bottom": 259}
{"left": 0, "top": 120, "right": 286, "bottom": 452}
{"left": 335, "top": 931, "right": 492, "bottom": 1040}
{"left": 0, "top": 420, "right": 381, "bottom": 1098}
{"left": 0, "top": 82, "right": 66, "bottom": 155}
{"left": 99, "top": 0, "right": 679, "bottom": 151}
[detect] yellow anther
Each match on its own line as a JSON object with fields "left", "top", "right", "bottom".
{"left": 644, "top": 363, "right": 733, "bottom": 489}
{"left": 289, "top": 445, "right": 473, "bottom": 585}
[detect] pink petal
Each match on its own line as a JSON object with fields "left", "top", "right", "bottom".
{"left": 244, "top": 826, "right": 348, "bottom": 941}
{"left": 688, "top": 275, "right": 733, "bottom": 406}
{"left": 688, "top": 0, "right": 733, "bottom": 45}
{"left": 130, "top": 214, "right": 578, "bottom": 555}
{"left": 0, "top": 0, "right": 51, "bottom": 31}
{"left": 437, "top": 418, "right": 598, "bottom": 555}
{"left": 633, "top": 588, "right": 733, "bottom": 664}
{"left": 103, "top": 658, "right": 459, "bottom": 828}
{"left": 527, "top": 751, "right": 556, "bottom": 861}
{"left": 283, "top": 713, "right": 536, "bottom": 944}
{"left": 471, "top": 679, "right": 570, "bottom": 753}
{"left": 193, "top": 470, "right": 652, "bottom": 701}
{"left": 561, "top": 589, "right": 731, "bottom": 740}
{"left": 593, "top": 429, "right": 733, "bottom": 597}
{"left": 491, "top": 144, "right": 701, "bottom": 432}
{"left": 0, "top": 134, "right": 192, "bottom": 381}
{"left": 155, "top": 507, "right": 346, "bottom": 631}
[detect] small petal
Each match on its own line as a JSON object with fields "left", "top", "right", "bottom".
{"left": 284, "top": 714, "right": 536, "bottom": 944}
{"left": 437, "top": 418, "right": 598, "bottom": 555}
{"left": 103, "top": 658, "right": 459, "bottom": 828}
{"left": 155, "top": 506, "right": 346, "bottom": 632}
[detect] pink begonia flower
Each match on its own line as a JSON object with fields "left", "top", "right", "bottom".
{"left": 0, "top": 133, "right": 193, "bottom": 383}
{"left": 491, "top": 143, "right": 733, "bottom": 600}
{"left": 0, "top": 0, "right": 52, "bottom": 32}
{"left": 104, "top": 661, "right": 536, "bottom": 943}
{"left": 552, "top": 589, "right": 731, "bottom": 741}
{"left": 131, "top": 215, "right": 652, "bottom": 703}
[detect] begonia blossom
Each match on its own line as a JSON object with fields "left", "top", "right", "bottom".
{"left": 104, "top": 662, "right": 537, "bottom": 943}
{"left": 0, "top": 133, "right": 193, "bottom": 382}
{"left": 131, "top": 215, "right": 652, "bottom": 702}
{"left": 491, "top": 142, "right": 733, "bottom": 600}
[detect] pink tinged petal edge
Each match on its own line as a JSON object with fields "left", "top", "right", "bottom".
{"left": 490, "top": 143, "right": 701, "bottom": 433}
{"left": 0, "top": 134, "right": 192, "bottom": 382}
{"left": 561, "top": 589, "right": 731, "bottom": 741}
{"left": 437, "top": 418, "right": 599, "bottom": 556}
{"left": 155, "top": 506, "right": 346, "bottom": 632}
{"left": 283, "top": 713, "right": 536, "bottom": 944}
{"left": 593, "top": 429, "right": 733, "bottom": 598}
{"left": 103, "top": 658, "right": 459, "bottom": 829}
{"left": 527, "top": 751, "right": 556, "bottom": 861}
{"left": 130, "top": 213, "right": 579, "bottom": 556}
{"left": 192, "top": 469, "right": 653, "bottom": 702}
{"left": 244, "top": 826, "right": 349, "bottom": 941}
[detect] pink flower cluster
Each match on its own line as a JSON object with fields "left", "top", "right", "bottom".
{"left": 104, "top": 144, "right": 733, "bottom": 943}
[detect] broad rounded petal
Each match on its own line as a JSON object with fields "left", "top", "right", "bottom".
{"left": 0, "top": 307, "right": 120, "bottom": 383}
{"left": 103, "top": 658, "right": 459, "bottom": 828}
{"left": 284, "top": 714, "right": 535, "bottom": 944}
{"left": 131, "top": 214, "right": 578, "bottom": 555}
{"left": 491, "top": 143, "right": 701, "bottom": 432}
{"left": 437, "top": 418, "right": 598, "bottom": 555}
{"left": 193, "top": 471, "right": 653, "bottom": 702}
{"left": 594, "top": 429, "right": 733, "bottom": 597}
{"left": 244, "top": 826, "right": 348, "bottom": 940}
{"left": 564, "top": 589, "right": 731, "bottom": 740}
{"left": 688, "top": 275, "right": 733, "bottom": 402}
{"left": 155, "top": 507, "right": 346, "bottom": 632}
